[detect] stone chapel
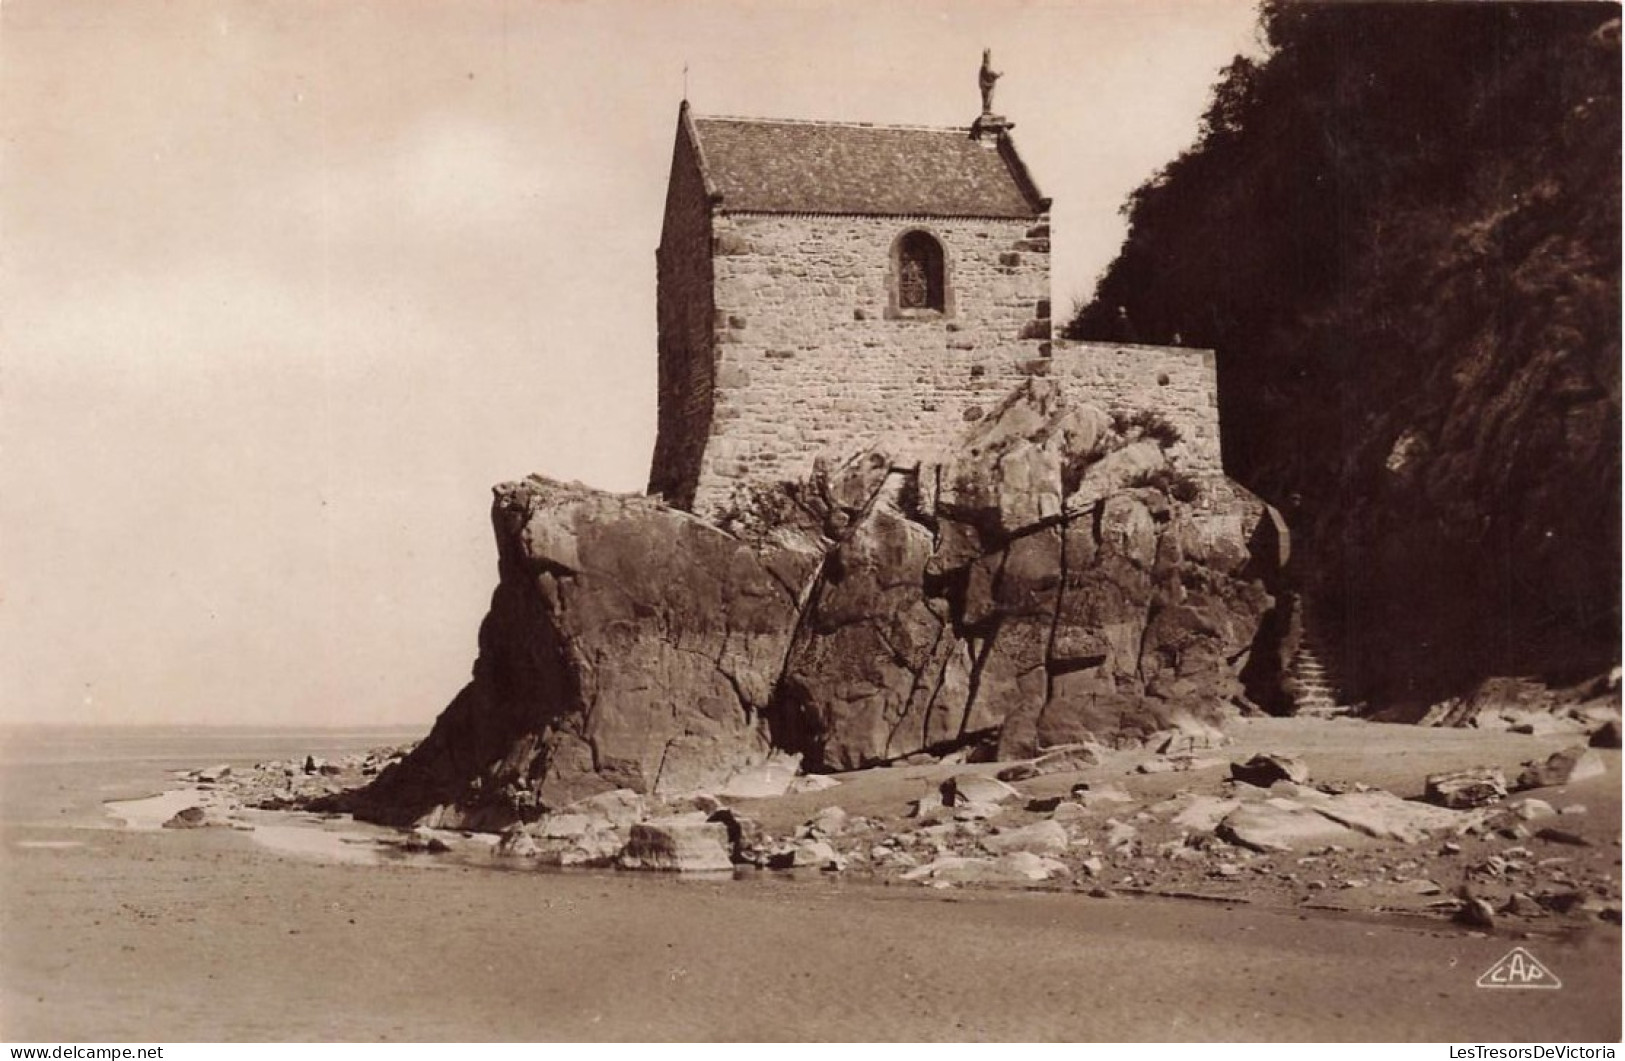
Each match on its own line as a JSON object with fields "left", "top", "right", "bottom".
{"left": 649, "top": 55, "right": 1223, "bottom": 516}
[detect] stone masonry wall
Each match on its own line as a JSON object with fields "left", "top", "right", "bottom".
{"left": 691, "top": 211, "right": 1052, "bottom": 516}
{"left": 647, "top": 122, "right": 716, "bottom": 510}
{"left": 1046, "top": 339, "right": 1224, "bottom": 477}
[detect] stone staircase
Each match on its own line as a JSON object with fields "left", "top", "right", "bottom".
{"left": 1288, "top": 611, "right": 1349, "bottom": 717}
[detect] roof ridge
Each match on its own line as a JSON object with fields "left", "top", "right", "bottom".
{"left": 693, "top": 113, "right": 972, "bottom": 135}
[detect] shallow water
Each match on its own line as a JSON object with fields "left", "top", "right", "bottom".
{"left": 11, "top": 839, "right": 84, "bottom": 850}
{"left": 0, "top": 722, "right": 422, "bottom": 829}
{"left": 103, "top": 789, "right": 213, "bottom": 830}
{"left": 240, "top": 819, "right": 392, "bottom": 864}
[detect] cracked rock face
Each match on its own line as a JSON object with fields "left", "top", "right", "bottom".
{"left": 349, "top": 481, "right": 820, "bottom": 828}
{"left": 353, "top": 379, "right": 1286, "bottom": 829}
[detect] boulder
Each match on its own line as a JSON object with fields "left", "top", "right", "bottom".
{"left": 1066, "top": 440, "right": 1167, "bottom": 512}
{"left": 981, "top": 820, "right": 1069, "bottom": 857}
{"left": 1049, "top": 801, "right": 1090, "bottom": 822}
{"left": 1229, "top": 753, "right": 1310, "bottom": 787}
{"left": 487, "top": 815, "right": 620, "bottom": 864}
{"left": 496, "top": 826, "right": 539, "bottom": 858}
{"left": 785, "top": 839, "right": 845, "bottom": 871}
{"left": 1456, "top": 898, "right": 1497, "bottom": 928}
{"left": 1168, "top": 795, "right": 1242, "bottom": 833}
{"left": 1515, "top": 746, "right": 1608, "bottom": 790}
{"left": 1299, "top": 789, "right": 1462, "bottom": 844}
{"left": 996, "top": 851, "right": 1072, "bottom": 882}
{"left": 995, "top": 743, "right": 1105, "bottom": 782}
{"left": 1589, "top": 719, "right": 1622, "bottom": 749}
{"left": 618, "top": 818, "right": 734, "bottom": 873}
{"left": 1217, "top": 800, "right": 1361, "bottom": 852}
{"left": 801, "top": 806, "right": 850, "bottom": 838}
{"left": 705, "top": 808, "right": 763, "bottom": 862}
{"left": 162, "top": 806, "right": 209, "bottom": 830}
{"left": 1423, "top": 767, "right": 1508, "bottom": 809}
{"left": 942, "top": 774, "right": 1021, "bottom": 808}
{"left": 1512, "top": 798, "right": 1558, "bottom": 821}
{"left": 342, "top": 480, "right": 818, "bottom": 828}
{"left": 1070, "top": 783, "right": 1135, "bottom": 809}
{"left": 901, "top": 853, "right": 1068, "bottom": 885}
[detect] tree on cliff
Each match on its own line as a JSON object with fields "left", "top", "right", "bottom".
{"left": 1069, "top": 2, "right": 1621, "bottom": 706}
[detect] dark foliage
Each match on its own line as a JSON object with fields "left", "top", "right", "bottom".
{"left": 1071, "top": 3, "right": 1621, "bottom": 705}
{"left": 1111, "top": 408, "right": 1184, "bottom": 450}
{"left": 1126, "top": 465, "right": 1203, "bottom": 504}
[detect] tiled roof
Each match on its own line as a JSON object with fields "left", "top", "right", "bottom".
{"left": 687, "top": 113, "right": 1047, "bottom": 218}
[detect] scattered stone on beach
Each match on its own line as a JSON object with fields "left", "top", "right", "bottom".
{"left": 1049, "top": 801, "right": 1089, "bottom": 822}
{"left": 496, "top": 826, "right": 539, "bottom": 858}
{"left": 1229, "top": 753, "right": 1310, "bottom": 788}
{"left": 1103, "top": 819, "right": 1138, "bottom": 851}
{"left": 982, "top": 820, "right": 1069, "bottom": 857}
{"left": 901, "top": 853, "right": 1067, "bottom": 885}
{"left": 1502, "top": 892, "right": 1546, "bottom": 918}
{"left": 1217, "top": 800, "right": 1360, "bottom": 853}
{"left": 162, "top": 806, "right": 209, "bottom": 829}
{"left": 1295, "top": 789, "right": 1462, "bottom": 844}
{"left": 1455, "top": 897, "right": 1497, "bottom": 928}
{"left": 1069, "top": 783, "right": 1133, "bottom": 808}
{"left": 193, "top": 764, "right": 232, "bottom": 783}
{"left": 1512, "top": 798, "right": 1558, "bottom": 821}
{"left": 785, "top": 839, "right": 845, "bottom": 871}
{"left": 706, "top": 808, "right": 763, "bottom": 862}
{"left": 1166, "top": 795, "right": 1241, "bottom": 833}
{"left": 800, "top": 805, "right": 850, "bottom": 838}
{"left": 1423, "top": 767, "right": 1507, "bottom": 809}
{"left": 618, "top": 818, "right": 734, "bottom": 873}
{"left": 1515, "top": 746, "right": 1607, "bottom": 791}
{"left": 997, "top": 851, "right": 1071, "bottom": 882}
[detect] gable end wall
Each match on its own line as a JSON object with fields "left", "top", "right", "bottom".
{"left": 647, "top": 120, "right": 718, "bottom": 509}
{"left": 691, "top": 211, "right": 1052, "bottom": 516}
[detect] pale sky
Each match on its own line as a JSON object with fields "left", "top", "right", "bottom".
{"left": 1, "top": 0, "right": 1264, "bottom": 727}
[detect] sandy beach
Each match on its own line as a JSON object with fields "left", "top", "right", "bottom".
{"left": 0, "top": 718, "right": 1619, "bottom": 1042}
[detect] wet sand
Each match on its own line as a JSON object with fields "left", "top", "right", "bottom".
{"left": 1, "top": 822, "right": 1618, "bottom": 1042}
{"left": 0, "top": 718, "right": 1619, "bottom": 1042}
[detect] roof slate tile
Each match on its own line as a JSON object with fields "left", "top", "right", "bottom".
{"left": 690, "top": 116, "right": 1045, "bottom": 219}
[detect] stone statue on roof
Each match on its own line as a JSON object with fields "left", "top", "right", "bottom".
{"left": 979, "top": 49, "right": 1002, "bottom": 115}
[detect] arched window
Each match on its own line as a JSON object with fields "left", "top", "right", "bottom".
{"left": 894, "top": 230, "right": 946, "bottom": 314}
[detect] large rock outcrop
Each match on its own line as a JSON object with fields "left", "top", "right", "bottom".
{"left": 352, "top": 379, "right": 1285, "bottom": 829}
{"left": 1067, "top": 6, "right": 1620, "bottom": 709}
